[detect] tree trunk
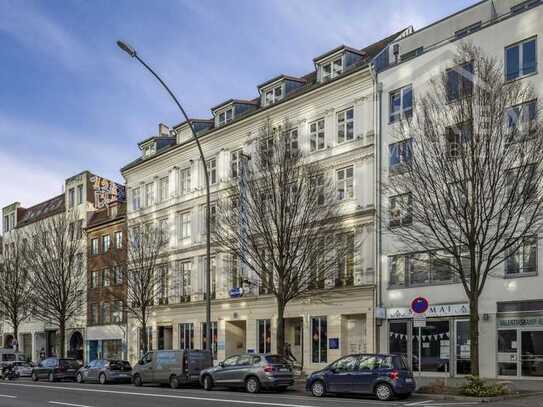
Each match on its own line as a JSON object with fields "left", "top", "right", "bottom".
{"left": 276, "top": 300, "right": 286, "bottom": 357}
{"left": 141, "top": 319, "right": 148, "bottom": 355}
{"left": 469, "top": 294, "right": 480, "bottom": 377}
{"left": 59, "top": 320, "right": 66, "bottom": 358}
{"left": 13, "top": 323, "right": 18, "bottom": 351}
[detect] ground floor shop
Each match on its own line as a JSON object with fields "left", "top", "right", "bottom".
{"left": 127, "top": 287, "right": 375, "bottom": 372}
{"left": 85, "top": 325, "right": 126, "bottom": 362}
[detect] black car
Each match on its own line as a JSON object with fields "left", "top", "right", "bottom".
{"left": 31, "top": 357, "right": 81, "bottom": 382}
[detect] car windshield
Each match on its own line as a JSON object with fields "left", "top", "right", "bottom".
{"left": 109, "top": 360, "right": 131, "bottom": 370}
{"left": 264, "top": 355, "right": 288, "bottom": 365}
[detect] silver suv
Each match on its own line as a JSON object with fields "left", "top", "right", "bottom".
{"left": 200, "top": 354, "right": 294, "bottom": 393}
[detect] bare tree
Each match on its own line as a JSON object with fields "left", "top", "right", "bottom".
{"left": 123, "top": 223, "right": 166, "bottom": 355}
{"left": 215, "top": 121, "right": 354, "bottom": 357}
{"left": 0, "top": 230, "right": 33, "bottom": 350}
{"left": 385, "top": 43, "right": 543, "bottom": 375}
{"left": 24, "top": 211, "right": 86, "bottom": 357}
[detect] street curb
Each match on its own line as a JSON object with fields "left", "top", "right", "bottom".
{"left": 415, "top": 391, "right": 543, "bottom": 402}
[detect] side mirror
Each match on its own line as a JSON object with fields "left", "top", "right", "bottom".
{"left": 218, "top": 362, "right": 225, "bottom": 368}
{"left": 329, "top": 367, "right": 337, "bottom": 374}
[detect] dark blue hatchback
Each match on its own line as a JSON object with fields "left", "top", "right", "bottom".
{"left": 306, "top": 354, "right": 415, "bottom": 401}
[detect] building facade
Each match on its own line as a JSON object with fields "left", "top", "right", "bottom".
{"left": 375, "top": 0, "right": 543, "bottom": 380}
{"left": 120, "top": 34, "right": 407, "bottom": 370}
{"left": 1, "top": 171, "right": 125, "bottom": 362}
{"left": 85, "top": 200, "right": 127, "bottom": 362}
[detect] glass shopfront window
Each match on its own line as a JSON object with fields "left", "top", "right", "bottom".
{"left": 412, "top": 320, "right": 451, "bottom": 373}
{"left": 389, "top": 321, "right": 408, "bottom": 358}
{"left": 521, "top": 331, "right": 543, "bottom": 377}
{"left": 455, "top": 320, "right": 471, "bottom": 374}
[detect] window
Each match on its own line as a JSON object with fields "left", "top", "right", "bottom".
{"left": 389, "top": 251, "right": 455, "bottom": 288}
{"left": 389, "top": 193, "right": 413, "bottom": 227}
{"left": 389, "top": 138, "right": 413, "bottom": 171}
{"left": 311, "top": 174, "right": 325, "bottom": 206}
{"left": 230, "top": 255, "right": 245, "bottom": 290}
{"left": 389, "top": 85, "right": 413, "bottom": 123}
{"left": 447, "top": 62, "right": 473, "bottom": 101}
{"left": 264, "top": 85, "right": 283, "bottom": 105}
{"left": 76, "top": 220, "right": 83, "bottom": 240}
{"left": 178, "top": 212, "right": 191, "bottom": 243}
{"left": 337, "top": 233, "right": 354, "bottom": 287}
{"left": 258, "top": 320, "right": 271, "bottom": 354}
{"left": 102, "top": 235, "right": 111, "bottom": 252}
{"left": 203, "top": 257, "right": 217, "bottom": 300}
{"left": 231, "top": 150, "right": 241, "bottom": 179}
{"left": 332, "top": 355, "right": 359, "bottom": 372}
{"left": 389, "top": 256, "right": 406, "bottom": 287}
{"left": 90, "top": 304, "right": 98, "bottom": 324}
{"left": 157, "top": 264, "right": 169, "bottom": 304}
{"left": 506, "top": 38, "right": 537, "bottom": 81}
{"left": 511, "top": 0, "right": 541, "bottom": 14}
{"left": 179, "top": 168, "right": 191, "bottom": 195}
{"left": 506, "top": 100, "right": 538, "bottom": 143}
{"left": 455, "top": 21, "right": 482, "bottom": 39}
{"left": 506, "top": 236, "right": 537, "bottom": 275}
{"left": 113, "top": 266, "right": 123, "bottom": 285}
{"left": 218, "top": 108, "right": 233, "bottom": 126}
{"left": 179, "top": 261, "right": 192, "bottom": 302}
{"left": 337, "top": 108, "right": 354, "bottom": 144}
{"left": 91, "top": 238, "right": 99, "bottom": 256}
{"left": 132, "top": 187, "right": 141, "bottom": 210}
{"left": 159, "top": 177, "right": 169, "bottom": 202}
{"left": 336, "top": 166, "right": 354, "bottom": 200}
{"left": 207, "top": 158, "right": 217, "bottom": 185}
{"left": 77, "top": 184, "right": 84, "bottom": 205}
{"left": 400, "top": 47, "right": 423, "bottom": 61}
{"left": 287, "top": 128, "right": 299, "bottom": 156}
{"left": 68, "top": 188, "right": 75, "bottom": 209}
{"left": 90, "top": 271, "right": 98, "bottom": 289}
{"left": 115, "top": 231, "right": 123, "bottom": 249}
{"left": 202, "top": 321, "right": 218, "bottom": 359}
{"left": 202, "top": 204, "right": 217, "bottom": 234}
{"left": 312, "top": 317, "right": 327, "bottom": 363}
{"left": 102, "top": 269, "right": 111, "bottom": 287}
{"left": 145, "top": 183, "right": 154, "bottom": 207}
{"left": 112, "top": 301, "right": 123, "bottom": 324}
{"left": 446, "top": 122, "right": 471, "bottom": 158}
{"left": 159, "top": 218, "right": 169, "bottom": 244}
{"left": 260, "top": 137, "right": 274, "bottom": 166}
{"left": 179, "top": 323, "right": 194, "bottom": 350}
{"left": 321, "top": 57, "right": 343, "bottom": 82}
{"left": 309, "top": 119, "right": 325, "bottom": 152}
{"left": 101, "top": 303, "right": 111, "bottom": 324}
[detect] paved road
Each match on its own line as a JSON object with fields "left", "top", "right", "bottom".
{"left": 0, "top": 379, "right": 536, "bottom": 407}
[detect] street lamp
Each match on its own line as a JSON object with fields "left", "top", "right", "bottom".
{"left": 117, "top": 40, "right": 213, "bottom": 352}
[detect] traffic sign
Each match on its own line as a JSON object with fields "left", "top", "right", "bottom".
{"left": 411, "top": 297, "right": 429, "bottom": 314}
{"left": 413, "top": 315, "right": 427, "bottom": 327}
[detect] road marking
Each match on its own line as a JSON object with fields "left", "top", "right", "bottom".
{"left": 405, "top": 401, "right": 434, "bottom": 406}
{"left": 0, "top": 394, "right": 16, "bottom": 398}
{"left": 0, "top": 382, "right": 327, "bottom": 407}
{"left": 49, "top": 402, "right": 94, "bottom": 407}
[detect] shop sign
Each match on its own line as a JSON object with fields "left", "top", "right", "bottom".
{"left": 387, "top": 303, "right": 469, "bottom": 319}
{"left": 497, "top": 316, "right": 543, "bottom": 328}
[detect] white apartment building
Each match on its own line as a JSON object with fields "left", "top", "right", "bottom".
{"left": 1, "top": 171, "right": 125, "bottom": 362}
{"left": 120, "top": 33, "right": 408, "bottom": 370}
{"left": 375, "top": 0, "right": 543, "bottom": 380}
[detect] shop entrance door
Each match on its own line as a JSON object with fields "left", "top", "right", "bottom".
{"left": 521, "top": 330, "right": 543, "bottom": 377}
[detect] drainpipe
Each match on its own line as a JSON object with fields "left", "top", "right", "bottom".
{"left": 369, "top": 59, "right": 383, "bottom": 353}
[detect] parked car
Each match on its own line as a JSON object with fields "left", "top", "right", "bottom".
{"left": 12, "top": 361, "right": 34, "bottom": 377}
{"left": 0, "top": 349, "right": 26, "bottom": 365}
{"left": 200, "top": 354, "right": 294, "bottom": 394}
{"left": 132, "top": 350, "right": 213, "bottom": 388}
{"left": 76, "top": 359, "right": 132, "bottom": 384}
{"left": 31, "top": 357, "right": 81, "bottom": 382}
{"left": 306, "top": 354, "right": 415, "bottom": 401}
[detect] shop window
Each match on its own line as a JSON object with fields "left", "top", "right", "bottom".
{"left": 455, "top": 320, "right": 471, "bottom": 375}
{"left": 312, "top": 316, "right": 327, "bottom": 364}
{"left": 412, "top": 320, "right": 450, "bottom": 373}
{"left": 521, "top": 331, "right": 543, "bottom": 377}
{"left": 389, "top": 322, "right": 408, "bottom": 360}
{"left": 179, "top": 323, "right": 194, "bottom": 350}
{"left": 257, "top": 319, "right": 271, "bottom": 354}
{"left": 497, "top": 329, "right": 518, "bottom": 376}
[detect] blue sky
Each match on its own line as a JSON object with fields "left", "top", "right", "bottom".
{"left": 0, "top": 0, "right": 477, "bottom": 216}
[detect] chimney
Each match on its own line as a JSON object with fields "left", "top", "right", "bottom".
{"left": 158, "top": 123, "right": 170, "bottom": 137}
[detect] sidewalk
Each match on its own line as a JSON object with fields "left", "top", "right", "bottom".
{"left": 413, "top": 375, "right": 543, "bottom": 392}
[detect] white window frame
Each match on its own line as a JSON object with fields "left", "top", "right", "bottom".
{"left": 505, "top": 37, "right": 538, "bottom": 81}
{"left": 389, "top": 85, "right": 413, "bottom": 123}
{"left": 68, "top": 188, "right": 75, "bottom": 209}
{"left": 132, "top": 187, "right": 141, "bottom": 210}
{"left": 337, "top": 107, "right": 354, "bottom": 144}
{"left": 264, "top": 84, "right": 283, "bottom": 106}
{"left": 159, "top": 176, "right": 169, "bottom": 202}
{"left": 179, "top": 168, "right": 191, "bottom": 195}
{"left": 207, "top": 158, "right": 217, "bottom": 185}
{"left": 115, "top": 231, "right": 123, "bottom": 249}
{"left": 231, "top": 150, "right": 241, "bottom": 179}
{"left": 102, "top": 234, "right": 111, "bottom": 252}
{"left": 145, "top": 182, "right": 154, "bottom": 207}
{"left": 320, "top": 56, "right": 343, "bottom": 82}
{"left": 336, "top": 166, "right": 354, "bottom": 201}
{"left": 309, "top": 118, "right": 326, "bottom": 152}
{"left": 77, "top": 184, "right": 84, "bottom": 205}
{"left": 178, "top": 212, "right": 191, "bottom": 243}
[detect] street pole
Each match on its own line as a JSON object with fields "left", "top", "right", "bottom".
{"left": 116, "top": 41, "right": 213, "bottom": 353}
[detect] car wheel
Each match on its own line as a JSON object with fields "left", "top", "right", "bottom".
{"left": 31, "top": 372, "right": 38, "bottom": 382}
{"left": 245, "top": 376, "right": 260, "bottom": 394}
{"left": 375, "top": 383, "right": 393, "bottom": 401}
{"left": 133, "top": 374, "right": 142, "bottom": 387}
{"left": 48, "top": 372, "right": 56, "bottom": 383}
{"left": 169, "top": 375, "right": 179, "bottom": 389}
{"left": 76, "top": 373, "right": 84, "bottom": 383}
{"left": 310, "top": 380, "right": 326, "bottom": 397}
{"left": 202, "top": 375, "right": 214, "bottom": 391}
{"left": 99, "top": 373, "right": 107, "bottom": 385}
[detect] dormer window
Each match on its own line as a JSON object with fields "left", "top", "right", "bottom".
{"left": 218, "top": 108, "right": 233, "bottom": 126}
{"left": 321, "top": 57, "right": 343, "bottom": 82}
{"left": 265, "top": 85, "right": 283, "bottom": 106}
{"left": 142, "top": 143, "right": 156, "bottom": 158}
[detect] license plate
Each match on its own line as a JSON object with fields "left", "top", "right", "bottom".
{"left": 406, "top": 378, "right": 413, "bottom": 383}
{"left": 279, "top": 368, "right": 289, "bottom": 372}
{"left": 67, "top": 369, "right": 75, "bottom": 373}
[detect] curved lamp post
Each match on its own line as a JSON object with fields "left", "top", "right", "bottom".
{"left": 117, "top": 40, "right": 213, "bottom": 352}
